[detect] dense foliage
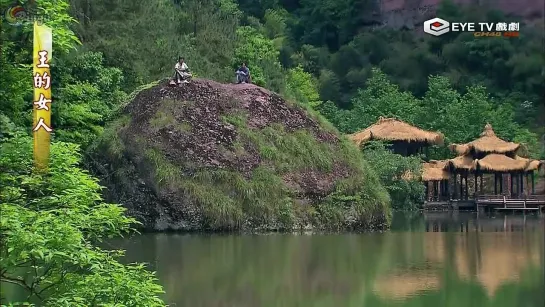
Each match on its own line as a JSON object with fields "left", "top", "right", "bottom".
{"left": 0, "top": 0, "right": 165, "bottom": 305}
{"left": 361, "top": 142, "right": 425, "bottom": 210}
{"left": 1, "top": 0, "right": 543, "bottom": 302}
{"left": 0, "top": 133, "right": 164, "bottom": 306}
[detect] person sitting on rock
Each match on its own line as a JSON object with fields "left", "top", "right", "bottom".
{"left": 235, "top": 62, "right": 251, "bottom": 84}
{"left": 174, "top": 57, "right": 192, "bottom": 84}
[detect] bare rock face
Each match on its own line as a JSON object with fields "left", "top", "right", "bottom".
{"left": 87, "top": 79, "right": 391, "bottom": 232}
{"left": 377, "top": 0, "right": 544, "bottom": 30}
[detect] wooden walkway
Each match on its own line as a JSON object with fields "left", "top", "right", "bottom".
{"left": 423, "top": 195, "right": 545, "bottom": 213}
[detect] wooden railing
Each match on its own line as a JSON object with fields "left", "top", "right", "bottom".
{"left": 475, "top": 194, "right": 545, "bottom": 210}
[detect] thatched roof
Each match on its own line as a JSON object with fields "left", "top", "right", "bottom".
{"left": 348, "top": 117, "right": 444, "bottom": 146}
{"left": 526, "top": 160, "right": 543, "bottom": 171}
{"left": 515, "top": 156, "right": 544, "bottom": 171}
{"left": 476, "top": 154, "right": 528, "bottom": 172}
{"left": 449, "top": 123, "right": 520, "bottom": 155}
{"left": 448, "top": 155, "right": 476, "bottom": 171}
{"left": 422, "top": 160, "right": 450, "bottom": 181}
{"left": 448, "top": 144, "right": 470, "bottom": 155}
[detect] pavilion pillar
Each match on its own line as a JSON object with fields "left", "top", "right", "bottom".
{"left": 510, "top": 173, "right": 514, "bottom": 197}
{"left": 499, "top": 174, "right": 503, "bottom": 194}
{"left": 531, "top": 171, "right": 535, "bottom": 195}
{"left": 517, "top": 173, "right": 521, "bottom": 196}
{"left": 434, "top": 181, "right": 439, "bottom": 200}
{"left": 450, "top": 173, "right": 458, "bottom": 199}
{"left": 464, "top": 174, "right": 469, "bottom": 200}
{"left": 447, "top": 178, "right": 451, "bottom": 200}
{"left": 515, "top": 173, "right": 519, "bottom": 196}
{"left": 494, "top": 173, "right": 498, "bottom": 195}
{"left": 459, "top": 174, "right": 463, "bottom": 199}
{"left": 424, "top": 182, "right": 429, "bottom": 201}
{"left": 519, "top": 172, "right": 524, "bottom": 196}
{"left": 474, "top": 172, "right": 478, "bottom": 196}
{"left": 480, "top": 175, "right": 483, "bottom": 193}
{"left": 461, "top": 174, "right": 465, "bottom": 200}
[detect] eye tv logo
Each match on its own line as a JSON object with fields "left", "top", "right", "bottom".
{"left": 424, "top": 18, "right": 451, "bottom": 36}
{"left": 424, "top": 17, "right": 520, "bottom": 37}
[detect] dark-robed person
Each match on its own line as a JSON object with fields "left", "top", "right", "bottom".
{"left": 235, "top": 62, "right": 251, "bottom": 84}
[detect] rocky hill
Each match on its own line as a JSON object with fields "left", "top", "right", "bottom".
{"left": 87, "top": 79, "right": 391, "bottom": 231}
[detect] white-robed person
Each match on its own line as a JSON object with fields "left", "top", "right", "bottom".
{"left": 174, "top": 56, "right": 192, "bottom": 84}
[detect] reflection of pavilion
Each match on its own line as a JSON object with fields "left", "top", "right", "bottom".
{"left": 454, "top": 233, "right": 542, "bottom": 296}
{"left": 373, "top": 272, "right": 439, "bottom": 299}
{"left": 373, "top": 222, "right": 543, "bottom": 300}
{"left": 423, "top": 211, "right": 545, "bottom": 232}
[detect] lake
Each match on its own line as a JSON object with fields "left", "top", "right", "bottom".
{"left": 108, "top": 212, "right": 545, "bottom": 307}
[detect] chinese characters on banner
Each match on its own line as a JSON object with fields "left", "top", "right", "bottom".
{"left": 33, "top": 21, "right": 52, "bottom": 170}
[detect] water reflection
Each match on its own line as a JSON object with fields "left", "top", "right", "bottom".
{"left": 110, "top": 212, "right": 544, "bottom": 307}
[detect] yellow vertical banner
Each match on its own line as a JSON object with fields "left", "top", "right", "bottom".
{"left": 32, "top": 21, "right": 53, "bottom": 171}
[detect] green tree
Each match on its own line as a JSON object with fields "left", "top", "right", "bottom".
{"left": 324, "top": 68, "right": 421, "bottom": 134}
{"left": 52, "top": 51, "right": 127, "bottom": 147}
{"left": 361, "top": 141, "right": 425, "bottom": 211}
{"left": 285, "top": 65, "right": 321, "bottom": 107}
{"left": 0, "top": 134, "right": 165, "bottom": 306}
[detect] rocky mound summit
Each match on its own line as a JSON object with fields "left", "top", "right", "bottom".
{"left": 87, "top": 79, "right": 390, "bottom": 231}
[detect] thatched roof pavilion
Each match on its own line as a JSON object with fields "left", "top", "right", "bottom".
{"left": 422, "top": 160, "right": 450, "bottom": 202}
{"left": 348, "top": 117, "right": 444, "bottom": 147}
{"left": 475, "top": 154, "right": 529, "bottom": 173}
{"left": 448, "top": 155, "right": 475, "bottom": 171}
{"left": 447, "top": 123, "right": 542, "bottom": 198}
{"left": 422, "top": 160, "right": 449, "bottom": 181}
{"left": 448, "top": 123, "right": 520, "bottom": 157}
